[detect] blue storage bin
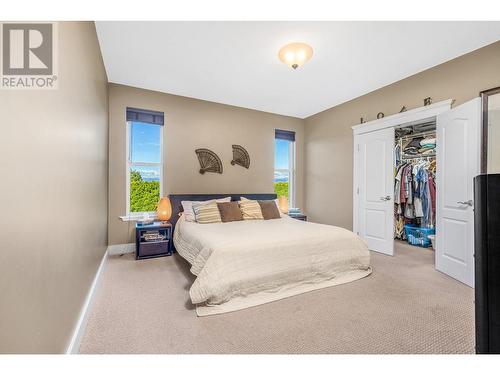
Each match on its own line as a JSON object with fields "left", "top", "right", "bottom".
{"left": 403, "top": 225, "right": 435, "bottom": 248}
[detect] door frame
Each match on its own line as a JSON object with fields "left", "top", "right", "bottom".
{"left": 480, "top": 86, "right": 500, "bottom": 174}
{"left": 352, "top": 99, "right": 453, "bottom": 240}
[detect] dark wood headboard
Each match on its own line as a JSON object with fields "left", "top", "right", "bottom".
{"left": 168, "top": 193, "right": 277, "bottom": 231}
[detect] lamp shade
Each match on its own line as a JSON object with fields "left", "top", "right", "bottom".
{"left": 156, "top": 197, "right": 172, "bottom": 221}
{"left": 278, "top": 196, "right": 289, "bottom": 214}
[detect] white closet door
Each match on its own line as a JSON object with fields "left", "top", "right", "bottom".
{"left": 436, "top": 98, "right": 481, "bottom": 287}
{"left": 356, "top": 128, "right": 394, "bottom": 255}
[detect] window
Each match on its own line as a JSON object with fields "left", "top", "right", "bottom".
{"left": 126, "top": 108, "right": 164, "bottom": 217}
{"left": 274, "top": 129, "right": 296, "bottom": 207}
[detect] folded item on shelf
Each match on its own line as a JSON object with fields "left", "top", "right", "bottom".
{"left": 420, "top": 137, "right": 436, "bottom": 146}
{"left": 420, "top": 143, "right": 435, "bottom": 149}
{"left": 404, "top": 147, "right": 419, "bottom": 155}
{"left": 418, "top": 146, "right": 435, "bottom": 154}
{"left": 407, "top": 137, "right": 424, "bottom": 148}
{"left": 420, "top": 148, "right": 435, "bottom": 156}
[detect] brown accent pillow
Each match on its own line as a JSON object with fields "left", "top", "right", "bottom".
{"left": 258, "top": 200, "right": 281, "bottom": 220}
{"left": 217, "top": 202, "right": 244, "bottom": 223}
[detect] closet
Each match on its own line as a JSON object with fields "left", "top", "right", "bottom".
{"left": 394, "top": 123, "right": 436, "bottom": 247}
{"left": 352, "top": 98, "right": 481, "bottom": 287}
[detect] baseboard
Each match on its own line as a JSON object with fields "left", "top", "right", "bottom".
{"left": 65, "top": 249, "right": 108, "bottom": 354}
{"left": 107, "top": 243, "right": 135, "bottom": 256}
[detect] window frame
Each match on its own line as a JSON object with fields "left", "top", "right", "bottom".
{"left": 274, "top": 137, "right": 296, "bottom": 208}
{"left": 125, "top": 120, "right": 164, "bottom": 219}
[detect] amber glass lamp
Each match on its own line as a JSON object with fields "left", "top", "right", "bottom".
{"left": 156, "top": 197, "right": 172, "bottom": 222}
{"left": 278, "top": 196, "right": 289, "bottom": 214}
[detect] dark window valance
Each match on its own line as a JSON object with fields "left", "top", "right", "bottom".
{"left": 126, "top": 107, "right": 164, "bottom": 126}
{"left": 275, "top": 129, "right": 295, "bottom": 142}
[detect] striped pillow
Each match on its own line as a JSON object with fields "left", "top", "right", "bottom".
{"left": 238, "top": 199, "right": 264, "bottom": 220}
{"left": 181, "top": 197, "right": 231, "bottom": 222}
{"left": 192, "top": 201, "right": 222, "bottom": 224}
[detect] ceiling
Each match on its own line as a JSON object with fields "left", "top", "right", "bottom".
{"left": 95, "top": 22, "right": 500, "bottom": 119}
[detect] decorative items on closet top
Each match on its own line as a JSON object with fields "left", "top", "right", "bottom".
{"left": 394, "top": 129, "right": 437, "bottom": 242}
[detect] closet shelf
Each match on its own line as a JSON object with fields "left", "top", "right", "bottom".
{"left": 401, "top": 153, "right": 436, "bottom": 160}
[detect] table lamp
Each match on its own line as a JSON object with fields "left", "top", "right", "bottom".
{"left": 156, "top": 197, "right": 172, "bottom": 222}
{"left": 278, "top": 196, "right": 289, "bottom": 214}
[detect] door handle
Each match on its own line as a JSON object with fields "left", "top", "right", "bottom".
{"left": 380, "top": 196, "right": 391, "bottom": 201}
{"left": 457, "top": 200, "right": 473, "bottom": 207}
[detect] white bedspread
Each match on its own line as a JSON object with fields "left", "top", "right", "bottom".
{"left": 174, "top": 215, "right": 372, "bottom": 316}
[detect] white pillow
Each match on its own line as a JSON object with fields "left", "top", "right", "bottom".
{"left": 181, "top": 197, "right": 231, "bottom": 222}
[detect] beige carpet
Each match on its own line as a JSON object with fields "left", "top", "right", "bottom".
{"left": 79, "top": 241, "right": 475, "bottom": 354}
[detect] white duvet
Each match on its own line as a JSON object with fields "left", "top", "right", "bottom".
{"left": 174, "top": 215, "right": 372, "bottom": 316}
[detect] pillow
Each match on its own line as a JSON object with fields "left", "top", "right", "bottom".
{"left": 192, "top": 201, "right": 222, "bottom": 224}
{"left": 258, "top": 200, "right": 281, "bottom": 220}
{"left": 217, "top": 202, "right": 243, "bottom": 223}
{"left": 241, "top": 197, "right": 283, "bottom": 217}
{"left": 181, "top": 197, "right": 231, "bottom": 222}
{"left": 238, "top": 199, "right": 264, "bottom": 220}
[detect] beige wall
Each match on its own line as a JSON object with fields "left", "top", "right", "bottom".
{"left": 304, "top": 41, "right": 500, "bottom": 229}
{"left": 0, "top": 22, "right": 108, "bottom": 353}
{"left": 108, "top": 84, "right": 304, "bottom": 245}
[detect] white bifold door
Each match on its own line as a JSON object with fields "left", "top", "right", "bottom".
{"left": 436, "top": 98, "right": 481, "bottom": 287}
{"left": 356, "top": 127, "right": 395, "bottom": 256}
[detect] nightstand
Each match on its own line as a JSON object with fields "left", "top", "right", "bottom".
{"left": 288, "top": 213, "right": 307, "bottom": 221}
{"left": 135, "top": 222, "right": 172, "bottom": 260}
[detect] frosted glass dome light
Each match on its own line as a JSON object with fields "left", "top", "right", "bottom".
{"left": 278, "top": 42, "right": 313, "bottom": 69}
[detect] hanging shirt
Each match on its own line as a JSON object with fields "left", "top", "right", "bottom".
{"left": 394, "top": 164, "right": 405, "bottom": 205}
{"left": 403, "top": 165, "right": 413, "bottom": 204}
{"left": 416, "top": 167, "right": 432, "bottom": 227}
{"left": 428, "top": 174, "right": 436, "bottom": 225}
{"left": 404, "top": 202, "right": 416, "bottom": 219}
{"left": 414, "top": 197, "right": 424, "bottom": 218}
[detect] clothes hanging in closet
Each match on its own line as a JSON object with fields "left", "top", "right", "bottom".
{"left": 394, "top": 159, "right": 436, "bottom": 239}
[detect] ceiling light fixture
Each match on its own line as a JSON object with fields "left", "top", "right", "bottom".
{"left": 278, "top": 42, "right": 313, "bottom": 70}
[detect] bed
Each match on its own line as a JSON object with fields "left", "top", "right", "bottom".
{"left": 170, "top": 194, "right": 372, "bottom": 316}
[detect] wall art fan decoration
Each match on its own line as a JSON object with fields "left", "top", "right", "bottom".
{"left": 195, "top": 148, "right": 223, "bottom": 174}
{"left": 230, "top": 145, "right": 250, "bottom": 169}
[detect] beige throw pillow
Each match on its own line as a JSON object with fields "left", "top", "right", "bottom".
{"left": 217, "top": 202, "right": 244, "bottom": 222}
{"left": 258, "top": 200, "right": 281, "bottom": 220}
{"left": 192, "top": 201, "right": 222, "bottom": 224}
{"left": 238, "top": 199, "right": 264, "bottom": 220}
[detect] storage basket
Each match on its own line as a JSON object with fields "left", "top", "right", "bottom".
{"left": 403, "top": 225, "right": 435, "bottom": 248}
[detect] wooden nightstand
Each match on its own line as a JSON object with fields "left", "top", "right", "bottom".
{"left": 288, "top": 213, "right": 307, "bottom": 221}
{"left": 135, "top": 222, "right": 172, "bottom": 260}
